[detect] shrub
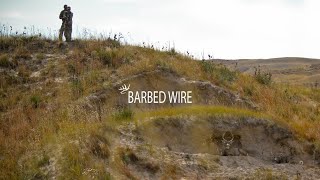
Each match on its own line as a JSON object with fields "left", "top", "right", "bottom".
{"left": 201, "top": 61, "right": 237, "bottom": 83}
{"left": 67, "top": 63, "right": 81, "bottom": 78}
{"left": 61, "top": 144, "right": 88, "bottom": 179}
{"left": 14, "top": 47, "right": 31, "bottom": 59}
{"left": 107, "top": 38, "right": 121, "bottom": 48}
{"left": 71, "top": 79, "right": 83, "bottom": 99}
{"left": 120, "top": 148, "right": 139, "bottom": 165}
{"left": 243, "top": 86, "right": 254, "bottom": 96}
{"left": 35, "top": 53, "right": 45, "bottom": 60}
{"left": 216, "top": 66, "right": 237, "bottom": 82}
{"left": 88, "top": 134, "right": 110, "bottom": 159}
{"left": 167, "top": 48, "right": 177, "bottom": 56}
{"left": 0, "top": 54, "right": 12, "bottom": 68}
{"left": 72, "top": 39, "right": 87, "bottom": 49}
{"left": 17, "top": 65, "right": 31, "bottom": 83}
{"left": 0, "top": 38, "right": 12, "bottom": 50}
{"left": 113, "top": 107, "right": 134, "bottom": 121}
{"left": 254, "top": 68, "right": 272, "bottom": 85}
{"left": 0, "top": 72, "right": 18, "bottom": 89}
{"left": 30, "top": 95, "right": 41, "bottom": 108}
{"left": 95, "top": 48, "right": 132, "bottom": 68}
{"left": 96, "top": 49, "right": 115, "bottom": 66}
{"left": 37, "top": 153, "right": 50, "bottom": 167}
{"left": 201, "top": 61, "right": 215, "bottom": 73}
{"left": 155, "top": 60, "right": 174, "bottom": 72}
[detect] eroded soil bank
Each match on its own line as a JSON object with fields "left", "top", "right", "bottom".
{"left": 113, "top": 116, "right": 320, "bottom": 179}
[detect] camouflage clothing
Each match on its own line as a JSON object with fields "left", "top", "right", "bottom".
{"left": 64, "top": 9, "right": 73, "bottom": 42}
{"left": 58, "top": 6, "right": 68, "bottom": 41}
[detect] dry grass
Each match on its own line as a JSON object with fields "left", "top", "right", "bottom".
{"left": 253, "top": 168, "right": 288, "bottom": 180}
{"left": 235, "top": 73, "right": 320, "bottom": 142}
{"left": 0, "top": 54, "right": 12, "bottom": 68}
{"left": 13, "top": 46, "right": 32, "bottom": 60}
{"left": 0, "top": 34, "right": 320, "bottom": 179}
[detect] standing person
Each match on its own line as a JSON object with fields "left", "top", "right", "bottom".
{"left": 64, "top": 6, "right": 73, "bottom": 42}
{"left": 59, "top": 5, "right": 68, "bottom": 41}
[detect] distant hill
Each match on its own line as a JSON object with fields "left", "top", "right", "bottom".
{"left": 212, "top": 57, "right": 320, "bottom": 86}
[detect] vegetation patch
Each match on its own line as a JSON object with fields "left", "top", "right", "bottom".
{"left": 0, "top": 32, "right": 319, "bottom": 179}
{"left": 134, "top": 105, "right": 269, "bottom": 123}
{"left": 112, "top": 107, "right": 134, "bottom": 122}
{"left": 0, "top": 54, "right": 12, "bottom": 68}
{"left": 14, "top": 46, "right": 32, "bottom": 60}
{"left": 201, "top": 61, "right": 238, "bottom": 85}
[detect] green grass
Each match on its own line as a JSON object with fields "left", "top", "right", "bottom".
{"left": 253, "top": 168, "right": 288, "bottom": 180}
{"left": 112, "top": 107, "right": 134, "bottom": 122}
{"left": 201, "top": 61, "right": 238, "bottom": 84}
{"left": 30, "top": 95, "right": 41, "bottom": 108}
{"left": 134, "top": 105, "right": 270, "bottom": 123}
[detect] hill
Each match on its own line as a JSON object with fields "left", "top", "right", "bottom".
{"left": 0, "top": 36, "right": 320, "bottom": 179}
{"left": 213, "top": 57, "right": 320, "bottom": 87}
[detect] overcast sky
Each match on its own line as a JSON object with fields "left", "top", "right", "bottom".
{"left": 0, "top": 0, "right": 319, "bottom": 59}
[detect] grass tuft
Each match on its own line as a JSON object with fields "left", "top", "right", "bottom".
{"left": 112, "top": 107, "right": 134, "bottom": 122}
{"left": 0, "top": 54, "right": 12, "bottom": 68}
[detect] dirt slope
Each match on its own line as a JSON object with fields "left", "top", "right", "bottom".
{"left": 117, "top": 116, "right": 320, "bottom": 179}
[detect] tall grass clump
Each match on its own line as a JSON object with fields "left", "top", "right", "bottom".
{"left": 201, "top": 61, "right": 238, "bottom": 85}
{"left": 0, "top": 54, "right": 15, "bottom": 68}
{"left": 254, "top": 67, "right": 272, "bottom": 85}
{"left": 112, "top": 107, "right": 134, "bottom": 122}
{"left": 96, "top": 48, "right": 116, "bottom": 66}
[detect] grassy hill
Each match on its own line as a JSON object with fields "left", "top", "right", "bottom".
{"left": 1, "top": 35, "right": 320, "bottom": 179}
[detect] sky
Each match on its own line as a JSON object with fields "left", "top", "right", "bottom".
{"left": 0, "top": 0, "right": 319, "bottom": 59}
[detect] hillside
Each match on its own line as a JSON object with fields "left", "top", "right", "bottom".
{"left": 1, "top": 36, "right": 320, "bottom": 179}
{"left": 213, "top": 57, "right": 320, "bottom": 87}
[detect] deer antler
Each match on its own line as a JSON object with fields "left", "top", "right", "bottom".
{"left": 222, "top": 131, "right": 234, "bottom": 150}
{"left": 119, "top": 84, "right": 130, "bottom": 94}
